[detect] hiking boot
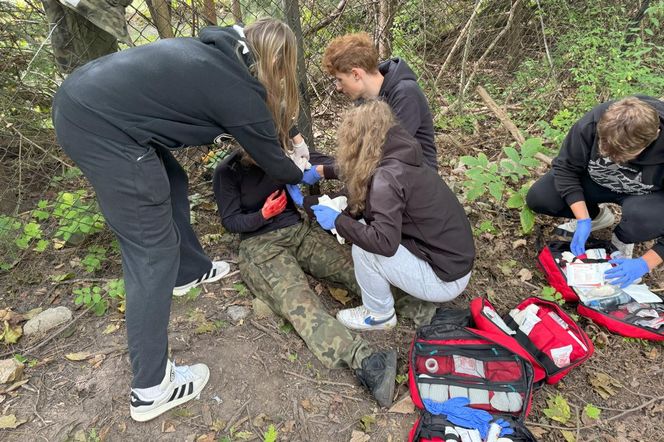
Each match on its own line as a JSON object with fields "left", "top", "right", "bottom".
{"left": 336, "top": 305, "right": 397, "bottom": 331}
{"left": 173, "top": 260, "right": 230, "bottom": 296}
{"left": 611, "top": 233, "right": 634, "bottom": 260}
{"left": 356, "top": 350, "right": 397, "bottom": 408}
{"left": 555, "top": 204, "right": 615, "bottom": 236}
{"left": 130, "top": 360, "right": 210, "bottom": 422}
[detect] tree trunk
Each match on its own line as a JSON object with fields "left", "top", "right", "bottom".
{"left": 203, "top": 0, "right": 217, "bottom": 26}
{"left": 146, "top": 0, "right": 174, "bottom": 39}
{"left": 232, "top": 0, "right": 243, "bottom": 24}
{"left": 377, "top": 0, "right": 395, "bottom": 59}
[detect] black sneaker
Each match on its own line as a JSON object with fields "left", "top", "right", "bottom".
{"left": 356, "top": 350, "right": 397, "bottom": 408}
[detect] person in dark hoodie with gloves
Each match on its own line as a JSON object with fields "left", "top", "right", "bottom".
{"left": 308, "top": 100, "right": 475, "bottom": 331}
{"left": 52, "top": 18, "right": 303, "bottom": 422}
{"left": 527, "top": 96, "right": 664, "bottom": 288}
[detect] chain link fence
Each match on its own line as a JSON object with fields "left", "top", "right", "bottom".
{"left": 1, "top": 0, "right": 662, "bottom": 287}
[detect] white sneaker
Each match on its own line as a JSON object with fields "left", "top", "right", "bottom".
{"left": 555, "top": 204, "right": 615, "bottom": 235}
{"left": 336, "top": 305, "right": 397, "bottom": 331}
{"left": 611, "top": 233, "right": 634, "bottom": 260}
{"left": 130, "top": 360, "right": 210, "bottom": 422}
{"left": 173, "top": 260, "right": 230, "bottom": 296}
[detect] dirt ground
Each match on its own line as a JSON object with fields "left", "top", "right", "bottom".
{"left": 1, "top": 112, "right": 664, "bottom": 442}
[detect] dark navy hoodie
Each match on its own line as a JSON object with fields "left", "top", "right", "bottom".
{"left": 53, "top": 25, "right": 302, "bottom": 185}
{"left": 378, "top": 58, "right": 437, "bottom": 170}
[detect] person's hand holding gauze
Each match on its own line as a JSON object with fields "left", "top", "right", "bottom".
{"left": 604, "top": 257, "right": 649, "bottom": 288}
{"left": 285, "top": 184, "right": 304, "bottom": 207}
{"left": 311, "top": 204, "right": 340, "bottom": 230}
{"left": 571, "top": 218, "right": 591, "bottom": 256}
{"left": 261, "top": 190, "right": 287, "bottom": 220}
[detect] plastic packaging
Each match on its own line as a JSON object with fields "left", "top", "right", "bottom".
{"left": 586, "top": 292, "right": 632, "bottom": 310}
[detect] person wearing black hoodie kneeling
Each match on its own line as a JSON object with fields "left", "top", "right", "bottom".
{"left": 309, "top": 100, "right": 475, "bottom": 331}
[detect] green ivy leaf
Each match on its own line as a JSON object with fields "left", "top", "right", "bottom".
{"left": 584, "top": 404, "right": 601, "bottom": 419}
{"left": 506, "top": 192, "right": 524, "bottom": 209}
{"left": 488, "top": 182, "right": 504, "bottom": 201}
{"left": 520, "top": 206, "right": 535, "bottom": 233}
{"left": 521, "top": 138, "right": 543, "bottom": 157}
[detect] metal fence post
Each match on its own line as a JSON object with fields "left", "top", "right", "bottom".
{"left": 283, "top": 0, "right": 314, "bottom": 148}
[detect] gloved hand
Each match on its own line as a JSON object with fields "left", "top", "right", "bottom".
{"left": 423, "top": 397, "right": 493, "bottom": 438}
{"left": 261, "top": 190, "right": 287, "bottom": 220}
{"left": 571, "top": 218, "right": 591, "bottom": 256}
{"left": 286, "top": 184, "right": 304, "bottom": 207}
{"left": 292, "top": 138, "right": 310, "bottom": 162}
{"left": 493, "top": 418, "right": 515, "bottom": 436}
{"left": 311, "top": 204, "right": 340, "bottom": 231}
{"left": 301, "top": 166, "right": 321, "bottom": 185}
{"left": 604, "top": 257, "right": 649, "bottom": 288}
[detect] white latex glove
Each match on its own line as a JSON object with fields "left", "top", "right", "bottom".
{"left": 288, "top": 138, "right": 310, "bottom": 172}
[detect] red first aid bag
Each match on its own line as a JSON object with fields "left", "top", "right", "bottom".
{"left": 471, "top": 297, "right": 594, "bottom": 384}
{"left": 537, "top": 239, "right": 664, "bottom": 341}
{"left": 407, "top": 309, "right": 537, "bottom": 442}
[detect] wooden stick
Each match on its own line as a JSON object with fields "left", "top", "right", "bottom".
{"left": 475, "top": 85, "right": 552, "bottom": 165}
{"left": 435, "top": 0, "right": 484, "bottom": 84}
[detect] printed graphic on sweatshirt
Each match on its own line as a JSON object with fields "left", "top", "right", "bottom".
{"left": 588, "top": 157, "right": 655, "bottom": 195}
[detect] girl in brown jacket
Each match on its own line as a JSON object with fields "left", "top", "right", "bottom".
{"left": 310, "top": 100, "right": 475, "bottom": 330}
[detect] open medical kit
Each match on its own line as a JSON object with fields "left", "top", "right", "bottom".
{"left": 537, "top": 239, "right": 664, "bottom": 341}
{"left": 407, "top": 309, "right": 537, "bottom": 442}
{"left": 470, "top": 297, "right": 593, "bottom": 384}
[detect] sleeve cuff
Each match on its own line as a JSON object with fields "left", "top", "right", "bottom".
{"left": 652, "top": 241, "right": 664, "bottom": 261}
{"left": 563, "top": 191, "right": 585, "bottom": 206}
{"left": 289, "top": 125, "right": 300, "bottom": 139}
{"left": 323, "top": 165, "right": 339, "bottom": 180}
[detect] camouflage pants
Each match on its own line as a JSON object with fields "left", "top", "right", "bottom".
{"left": 239, "top": 220, "right": 373, "bottom": 370}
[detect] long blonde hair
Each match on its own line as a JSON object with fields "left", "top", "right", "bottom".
{"left": 245, "top": 18, "right": 299, "bottom": 150}
{"left": 337, "top": 100, "right": 396, "bottom": 214}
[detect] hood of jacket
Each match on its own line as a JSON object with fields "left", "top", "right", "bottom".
{"left": 199, "top": 25, "right": 255, "bottom": 68}
{"left": 380, "top": 125, "right": 423, "bottom": 167}
{"left": 378, "top": 58, "right": 417, "bottom": 96}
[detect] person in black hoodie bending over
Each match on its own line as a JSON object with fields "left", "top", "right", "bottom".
{"left": 299, "top": 32, "right": 437, "bottom": 186}
{"left": 309, "top": 100, "right": 475, "bottom": 331}
{"left": 527, "top": 96, "right": 664, "bottom": 288}
{"left": 52, "top": 18, "right": 303, "bottom": 422}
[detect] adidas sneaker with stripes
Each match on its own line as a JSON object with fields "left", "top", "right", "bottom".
{"left": 130, "top": 360, "right": 210, "bottom": 422}
{"left": 173, "top": 260, "right": 230, "bottom": 296}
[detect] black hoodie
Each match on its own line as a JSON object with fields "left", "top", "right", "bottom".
{"left": 334, "top": 125, "right": 474, "bottom": 282}
{"left": 553, "top": 96, "right": 664, "bottom": 204}
{"left": 552, "top": 96, "right": 664, "bottom": 258}
{"left": 53, "top": 26, "right": 302, "bottom": 185}
{"left": 378, "top": 58, "right": 437, "bottom": 170}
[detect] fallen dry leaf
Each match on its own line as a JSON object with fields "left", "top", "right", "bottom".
{"left": 388, "top": 395, "right": 415, "bottom": 414}
{"left": 300, "top": 398, "right": 314, "bottom": 412}
{"left": 527, "top": 426, "right": 548, "bottom": 438}
{"left": 646, "top": 346, "right": 660, "bottom": 360}
{"left": 314, "top": 284, "right": 324, "bottom": 295}
{"left": 196, "top": 434, "right": 216, "bottom": 442}
{"left": 0, "top": 309, "right": 25, "bottom": 324}
{"left": 0, "top": 414, "right": 26, "bottom": 429}
{"left": 0, "top": 379, "right": 29, "bottom": 394}
{"left": 65, "top": 352, "right": 93, "bottom": 362}
{"left": 0, "top": 321, "right": 22, "bottom": 344}
{"left": 512, "top": 239, "right": 527, "bottom": 249}
{"left": 589, "top": 372, "right": 622, "bottom": 399}
{"left": 281, "top": 419, "right": 295, "bottom": 433}
{"left": 102, "top": 323, "right": 120, "bottom": 335}
{"left": 162, "top": 420, "right": 176, "bottom": 433}
{"left": 0, "top": 358, "right": 23, "bottom": 384}
{"left": 88, "top": 354, "right": 105, "bottom": 369}
{"left": 349, "top": 430, "right": 370, "bottom": 442}
{"left": 518, "top": 268, "right": 533, "bottom": 282}
{"left": 329, "top": 287, "right": 352, "bottom": 305}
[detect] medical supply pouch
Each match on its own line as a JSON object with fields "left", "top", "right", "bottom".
{"left": 536, "top": 238, "right": 616, "bottom": 302}
{"left": 471, "top": 297, "right": 593, "bottom": 384}
{"left": 407, "top": 309, "right": 536, "bottom": 442}
{"left": 537, "top": 240, "right": 664, "bottom": 341}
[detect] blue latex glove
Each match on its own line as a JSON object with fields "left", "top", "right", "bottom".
{"left": 571, "top": 218, "right": 591, "bottom": 256}
{"left": 494, "top": 418, "right": 515, "bottom": 436}
{"left": 604, "top": 257, "right": 649, "bottom": 288}
{"left": 311, "top": 204, "right": 340, "bottom": 231}
{"left": 422, "top": 397, "right": 493, "bottom": 438}
{"left": 301, "top": 167, "right": 321, "bottom": 185}
{"left": 285, "top": 184, "right": 304, "bottom": 207}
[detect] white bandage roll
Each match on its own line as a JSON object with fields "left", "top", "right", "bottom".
{"left": 425, "top": 358, "right": 439, "bottom": 373}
